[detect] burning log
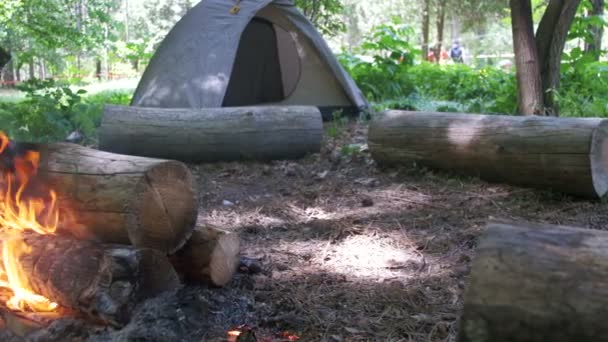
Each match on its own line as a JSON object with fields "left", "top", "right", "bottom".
{"left": 98, "top": 105, "right": 323, "bottom": 162}
{"left": 170, "top": 225, "right": 240, "bottom": 287}
{"left": 368, "top": 111, "right": 608, "bottom": 198}
{"left": 37, "top": 143, "right": 197, "bottom": 254}
{"left": 459, "top": 222, "right": 608, "bottom": 342}
{"left": 5, "top": 233, "right": 180, "bottom": 326}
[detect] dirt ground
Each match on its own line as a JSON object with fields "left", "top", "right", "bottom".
{"left": 1, "top": 120, "right": 607, "bottom": 342}
{"left": 190, "top": 120, "right": 608, "bottom": 341}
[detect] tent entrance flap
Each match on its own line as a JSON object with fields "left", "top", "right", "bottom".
{"left": 223, "top": 18, "right": 285, "bottom": 106}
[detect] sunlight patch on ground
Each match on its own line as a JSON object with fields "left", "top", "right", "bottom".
{"left": 318, "top": 234, "right": 424, "bottom": 282}
{"left": 203, "top": 207, "right": 287, "bottom": 231}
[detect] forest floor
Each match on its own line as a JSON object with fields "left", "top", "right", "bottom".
{"left": 190, "top": 120, "right": 608, "bottom": 341}
{"left": 1, "top": 120, "right": 607, "bottom": 342}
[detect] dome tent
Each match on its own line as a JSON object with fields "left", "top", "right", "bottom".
{"left": 131, "top": 0, "right": 368, "bottom": 120}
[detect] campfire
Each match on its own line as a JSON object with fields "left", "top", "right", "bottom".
{"left": 0, "top": 132, "right": 240, "bottom": 337}
{"left": 0, "top": 131, "right": 59, "bottom": 314}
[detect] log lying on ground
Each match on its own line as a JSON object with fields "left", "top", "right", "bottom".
{"left": 459, "top": 222, "right": 608, "bottom": 342}
{"left": 37, "top": 143, "right": 197, "bottom": 253}
{"left": 369, "top": 111, "right": 608, "bottom": 198}
{"left": 170, "top": 225, "right": 240, "bottom": 287}
{"left": 6, "top": 233, "right": 180, "bottom": 326}
{"left": 98, "top": 105, "right": 323, "bottom": 162}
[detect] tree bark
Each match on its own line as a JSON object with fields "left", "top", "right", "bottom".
{"left": 368, "top": 110, "right": 608, "bottom": 198}
{"left": 2, "top": 60, "right": 16, "bottom": 88}
{"left": 584, "top": 0, "right": 605, "bottom": 60}
{"left": 434, "top": 0, "right": 447, "bottom": 64}
{"left": 450, "top": 14, "right": 461, "bottom": 44}
{"left": 170, "top": 225, "right": 240, "bottom": 287}
{"left": 36, "top": 143, "right": 198, "bottom": 254}
{"left": 510, "top": 0, "right": 544, "bottom": 115}
{"left": 422, "top": 0, "right": 431, "bottom": 61}
{"left": 0, "top": 46, "right": 10, "bottom": 74}
{"left": 459, "top": 221, "right": 608, "bottom": 342}
{"left": 99, "top": 105, "right": 323, "bottom": 162}
{"left": 3, "top": 232, "right": 180, "bottom": 326}
{"left": 536, "top": 0, "right": 582, "bottom": 115}
{"left": 28, "top": 60, "right": 35, "bottom": 80}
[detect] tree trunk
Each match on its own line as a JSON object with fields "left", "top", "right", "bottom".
{"left": 584, "top": 0, "right": 605, "bottom": 60}
{"left": 96, "top": 59, "right": 102, "bottom": 80}
{"left": 99, "top": 105, "right": 323, "bottom": 162}
{"left": 450, "top": 15, "right": 461, "bottom": 44}
{"left": 536, "top": 0, "right": 582, "bottom": 115}
{"left": 3, "top": 232, "right": 179, "bottom": 326}
{"left": 38, "top": 59, "right": 45, "bottom": 80}
{"left": 368, "top": 110, "right": 608, "bottom": 198}
{"left": 0, "top": 46, "right": 10, "bottom": 73}
{"left": 36, "top": 143, "right": 198, "bottom": 254}
{"left": 28, "top": 61, "right": 35, "bottom": 80}
{"left": 170, "top": 225, "right": 240, "bottom": 287}
{"left": 422, "top": 0, "right": 431, "bottom": 61}
{"left": 510, "top": 0, "right": 544, "bottom": 115}
{"left": 434, "top": 0, "right": 447, "bottom": 64}
{"left": 459, "top": 221, "right": 608, "bottom": 342}
{"left": 2, "top": 60, "right": 16, "bottom": 88}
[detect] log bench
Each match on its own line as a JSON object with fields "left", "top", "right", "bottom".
{"left": 99, "top": 105, "right": 323, "bottom": 162}
{"left": 369, "top": 110, "right": 608, "bottom": 198}
{"left": 459, "top": 221, "right": 608, "bottom": 342}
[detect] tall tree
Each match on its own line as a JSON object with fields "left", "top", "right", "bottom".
{"left": 434, "top": 0, "right": 448, "bottom": 63}
{"left": 584, "top": 0, "right": 605, "bottom": 60}
{"left": 510, "top": 0, "right": 582, "bottom": 115}
{"left": 510, "top": 0, "right": 544, "bottom": 114}
{"left": 421, "top": 0, "right": 431, "bottom": 60}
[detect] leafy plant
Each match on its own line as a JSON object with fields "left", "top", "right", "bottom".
{"left": 327, "top": 109, "right": 348, "bottom": 138}
{"left": 338, "top": 17, "right": 418, "bottom": 101}
{"left": 0, "top": 79, "right": 99, "bottom": 142}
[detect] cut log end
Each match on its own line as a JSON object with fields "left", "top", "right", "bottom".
{"left": 131, "top": 161, "right": 198, "bottom": 253}
{"left": 459, "top": 221, "right": 608, "bottom": 342}
{"left": 590, "top": 120, "right": 608, "bottom": 198}
{"left": 171, "top": 226, "right": 240, "bottom": 287}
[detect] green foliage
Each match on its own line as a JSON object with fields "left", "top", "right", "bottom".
{"left": 558, "top": 59, "right": 608, "bottom": 117}
{"left": 338, "top": 17, "right": 418, "bottom": 101}
{"left": 326, "top": 110, "right": 348, "bottom": 138}
{"left": 294, "top": 0, "right": 346, "bottom": 37}
{"left": 0, "top": 80, "right": 132, "bottom": 142}
{"left": 407, "top": 63, "right": 518, "bottom": 114}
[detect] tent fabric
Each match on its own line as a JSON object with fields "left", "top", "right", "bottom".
{"left": 131, "top": 0, "right": 368, "bottom": 112}
{"left": 222, "top": 18, "right": 284, "bottom": 106}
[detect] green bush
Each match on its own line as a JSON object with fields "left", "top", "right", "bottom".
{"left": 559, "top": 54, "right": 608, "bottom": 117}
{"left": 338, "top": 17, "right": 418, "bottom": 101}
{"left": 0, "top": 80, "right": 133, "bottom": 142}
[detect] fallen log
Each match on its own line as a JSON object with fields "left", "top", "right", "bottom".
{"left": 98, "top": 105, "right": 323, "bottom": 162}
{"left": 170, "top": 225, "right": 240, "bottom": 287}
{"left": 459, "top": 222, "right": 608, "bottom": 342}
{"left": 369, "top": 111, "right": 608, "bottom": 198}
{"left": 37, "top": 143, "right": 197, "bottom": 253}
{"left": 2, "top": 233, "right": 179, "bottom": 326}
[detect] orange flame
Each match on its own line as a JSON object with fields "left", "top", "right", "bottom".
{"left": 0, "top": 131, "right": 59, "bottom": 312}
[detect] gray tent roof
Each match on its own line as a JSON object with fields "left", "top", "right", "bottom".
{"left": 131, "top": 0, "right": 368, "bottom": 110}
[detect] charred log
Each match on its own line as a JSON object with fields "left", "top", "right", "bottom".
{"left": 5, "top": 233, "right": 179, "bottom": 326}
